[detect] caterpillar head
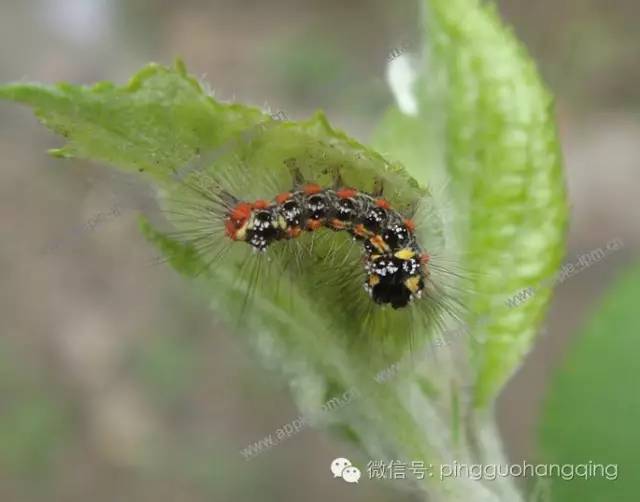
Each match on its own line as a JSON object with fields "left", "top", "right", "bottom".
{"left": 364, "top": 250, "right": 425, "bottom": 309}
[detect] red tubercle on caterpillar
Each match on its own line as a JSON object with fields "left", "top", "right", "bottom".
{"left": 253, "top": 199, "right": 269, "bottom": 209}
{"left": 287, "top": 227, "right": 302, "bottom": 238}
{"left": 404, "top": 219, "right": 416, "bottom": 233}
{"left": 275, "top": 192, "right": 292, "bottom": 204}
{"left": 353, "top": 223, "right": 371, "bottom": 238}
{"left": 420, "top": 254, "right": 432, "bottom": 279}
{"left": 336, "top": 187, "right": 358, "bottom": 199}
{"left": 375, "top": 198, "right": 391, "bottom": 209}
{"left": 303, "top": 183, "right": 323, "bottom": 195}
{"left": 369, "top": 234, "right": 388, "bottom": 253}
{"left": 224, "top": 221, "right": 237, "bottom": 239}
{"left": 224, "top": 202, "right": 253, "bottom": 240}
{"left": 307, "top": 219, "right": 324, "bottom": 231}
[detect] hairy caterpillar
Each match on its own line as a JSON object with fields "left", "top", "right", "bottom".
{"left": 146, "top": 149, "right": 468, "bottom": 348}
{"left": 223, "top": 182, "right": 428, "bottom": 309}
{"left": 117, "top": 105, "right": 476, "bottom": 355}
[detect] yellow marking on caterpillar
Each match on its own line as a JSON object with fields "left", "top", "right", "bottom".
{"left": 404, "top": 276, "right": 422, "bottom": 294}
{"left": 235, "top": 222, "right": 249, "bottom": 241}
{"left": 394, "top": 248, "right": 415, "bottom": 260}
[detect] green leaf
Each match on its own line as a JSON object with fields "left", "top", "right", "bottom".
{"left": 539, "top": 262, "right": 640, "bottom": 501}
{"left": 2, "top": 60, "right": 457, "bottom": 496}
{"left": 375, "top": 0, "right": 568, "bottom": 406}
{"left": 0, "top": 60, "right": 265, "bottom": 180}
{"left": 0, "top": 0, "right": 567, "bottom": 495}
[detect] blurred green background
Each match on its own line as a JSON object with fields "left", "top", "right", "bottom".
{"left": 0, "top": 1, "right": 638, "bottom": 501}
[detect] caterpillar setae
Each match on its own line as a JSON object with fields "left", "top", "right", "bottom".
{"left": 142, "top": 119, "right": 470, "bottom": 348}
{"left": 223, "top": 182, "right": 428, "bottom": 309}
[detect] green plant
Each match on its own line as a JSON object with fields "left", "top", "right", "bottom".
{"left": 0, "top": 0, "right": 567, "bottom": 499}
{"left": 540, "top": 262, "right": 640, "bottom": 501}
